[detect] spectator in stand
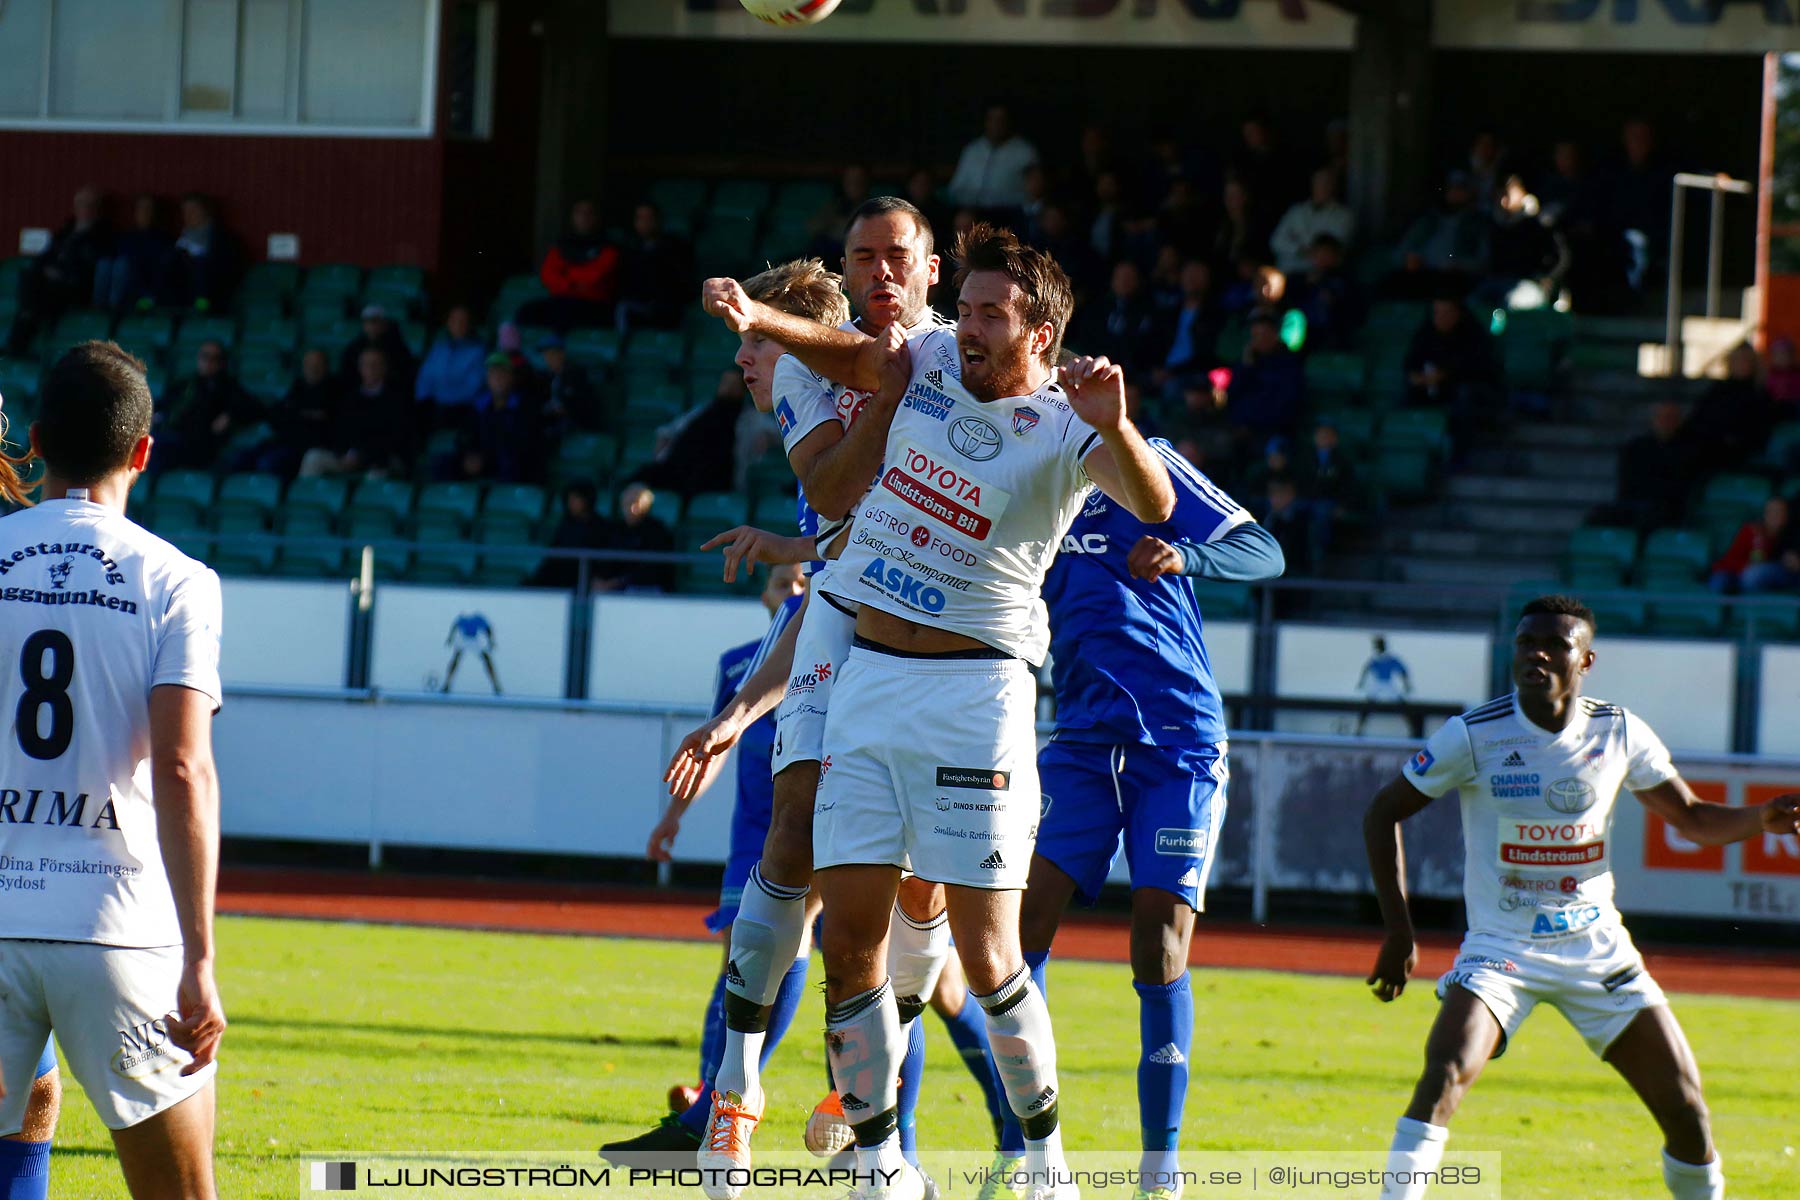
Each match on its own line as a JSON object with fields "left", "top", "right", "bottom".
{"left": 627, "top": 370, "right": 745, "bottom": 498}
{"left": 1466, "top": 130, "right": 1507, "bottom": 214}
{"left": 1323, "top": 118, "right": 1351, "bottom": 186}
{"left": 1683, "top": 342, "right": 1773, "bottom": 476}
{"left": 302, "top": 347, "right": 414, "bottom": 478}
{"left": 338, "top": 304, "right": 416, "bottom": 390}
{"left": 414, "top": 303, "right": 487, "bottom": 422}
{"left": 1147, "top": 244, "right": 1187, "bottom": 314}
{"left": 947, "top": 103, "right": 1040, "bottom": 214}
{"left": 6, "top": 185, "right": 110, "bottom": 356}
{"left": 1391, "top": 171, "right": 1490, "bottom": 298}
{"left": 1075, "top": 260, "right": 1160, "bottom": 378}
{"left": 1538, "top": 140, "right": 1604, "bottom": 229}
{"left": 159, "top": 340, "right": 260, "bottom": 470}
{"left": 1240, "top": 436, "right": 1292, "bottom": 499}
{"left": 1073, "top": 121, "right": 1121, "bottom": 203}
{"left": 519, "top": 198, "right": 619, "bottom": 331}
{"left": 615, "top": 202, "right": 695, "bottom": 332}
{"left": 1257, "top": 474, "right": 1311, "bottom": 574}
{"left": 1220, "top": 255, "right": 1285, "bottom": 323}
{"left": 1404, "top": 295, "right": 1500, "bottom": 460}
{"left": 1209, "top": 176, "right": 1270, "bottom": 274}
{"left": 159, "top": 192, "right": 239, "bottom": 310}
{"left": 1019, "top": 164, "right": 1052, "bottom": 243}
{"left": 1270, "top": 167, "right": 1355, "bottom": 276}
{"left": 1708, "top": 496, "right": 1800, "bottom": 594}
{"left": 1033, "top": 202, "right": 1101, "bottom": 300}
{"left": 1296, "top": 419, "right": 1357, "bottom": 565}
{"left": 1478, "top": 175, "right": 1570, "bottom": 310}
{"left": 1155, "top": 258, "right": 1222, "bottom": 405}
{"left": 537, "top": 333, "right": 602, "bottom": 436}
{"left": 904, "top": 168, "right": 953, "bottom": 248}
{"left": 1538, "top": 139, "right": 1621, "bottom": 312}
{"left": 1607, "top": 118, "right": 1672, "bottom": 296}
{"left": 596, "top": 482, "right": 675, "bottom": 593}
{"left": 93, "top": 193, "right": 169, "bottom": 313}
{"left": 1157, "top": 178, "right": 1215, "bottom": 260}
{"left": 466, "top": 354, "right": 541, "bottom": 483}
{"left": 1609, "top": 398, "right": 1696, "bottom": 532}
{"left": 1289, "top": 233, "right": 1362, "bottom": 351}
{"left": 1229, "top": 114, "right": 1293, "bottom": 214}
{"left": 1764, "top": 336, "right": 1800, "bottom": 411}
{"left": 807, "top": 164, "right": 872, "bottom": 258}
{"left": 1221, "top": 311, "right": 1305, "bottom": 453}
{"left": 530, "top": 481, "right": 610, "bottom": 590}
{"left": 1088, "top": 170, "right": 1145, "bottom": 265}
{"left": 258, "top": 347, "right": 342, "bottom": 476}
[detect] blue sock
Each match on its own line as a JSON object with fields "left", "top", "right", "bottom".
{"left": 896, "top": 1015, "right": 925, "bottom": 1166}
{"left": 937, "top": 997, "right": 1006, "bottom": 1136}
{"left": 679, "top": 956, "right": 806, "bottom": 1136}
{"left": 994, "top": 951, "right": 1051, "bottom": 1157}
{"left": 0, "top": 1139, "right": 51, "bottom": 1200}
{"left": 1135, "top": 972, "right": 1194, "bottom": 1184}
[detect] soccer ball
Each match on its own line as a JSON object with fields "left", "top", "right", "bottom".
{"left": 739, "top": 0, "right": 841, "bottom": 26}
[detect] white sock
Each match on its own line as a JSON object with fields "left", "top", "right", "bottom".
{"left": 1379, "top": 1117, "right": 1448, "bottom": 1200}
{"left": 714, "top": 866, "right": 808, "bottom": 1105}
{"left": 977, "top": 966, "right": 1064, "bottom": 1171}
{"left": 853, "top": 1133, "right": 909, "bottom": 1185}
{"left": 1662, "top": 1149, "right": 1724, "bottom": 1200}
{"left": 825, "top": 980, "right": 904, "bottom": 1146}
{"left": 1026, "top": 1123, "right": 1068, "bottom": 1185}
{"left": 887, "top": 903, "right": 951, "bottom": 1019}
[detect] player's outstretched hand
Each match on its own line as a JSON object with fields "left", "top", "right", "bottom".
{"left": 702, "top": 277, "right": 755, "bottom": 334}
{"left": 1762, "top": 792, "right": 1800, "bottom": 837}
{"left": 166, "top": 958, "right": 226, "bottom": 1075}
{"left": 1060, "top": 355, "right": 1128, "bottom": 431}
{"left": 647, "top": 809, "right": 683, "bottom": 862}
{"left": 663, "top": 714, "right": 743, "bottom": 802}
{"left": 1128, "top": 535, "right": 1184, "bottom": 581}
{"left": 702, "top": 525, "right": 804, "bottom": 583}
{"left": 1367, "top": 932, "right": 1417, "bottom": 1003}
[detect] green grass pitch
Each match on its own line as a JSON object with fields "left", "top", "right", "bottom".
{"left": 36, "top": 916, "right": 1800, "bottom": 1198}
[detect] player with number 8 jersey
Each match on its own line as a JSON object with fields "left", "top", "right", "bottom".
{"left": 0, "top": 341, "right": 226, "bottom": 1199}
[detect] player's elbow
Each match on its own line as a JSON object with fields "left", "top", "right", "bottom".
{"left": 154, "top": 752, "right": 218, "bottom": 803}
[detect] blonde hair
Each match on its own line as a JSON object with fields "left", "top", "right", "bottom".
{"left": 0, "top": 414, "right": 35, "bottom": 507}
{"left": 743, "top": 258, "right": 850, "bottom": 328}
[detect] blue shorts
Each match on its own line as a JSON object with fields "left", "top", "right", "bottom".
{"left": 1034, "top": 740, "right": 1228, "bottom": 911}
{"left": 35, "top": 1037, "right": 55, "bottom": 1078}
{"left": 706, "top": 729, "right": 777, "bottom": 933}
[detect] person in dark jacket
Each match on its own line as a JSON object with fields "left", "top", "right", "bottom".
{"left": 159, "top": 340, "right": 262, "bottom": 470}
{"left": 536, "top": 334, "right": 603, "bottom": 436}
{"left": 301, "top": 346, "right": 415, "bottom": 478}
{"left": 338, "top": 304, "right": 417, "bottom": 390}
{"left": 518, "top": 198, "right": 619, "bottom": 332}
{"left": 466, "top": 354, "right": 542, "bottom": 483}
{"left": 614, "top": 202, "right": 695, "bottom": 332}
{"left": 1296, "top": 419, "right": 1358, "bottom": 564}
{"left": 1609, "top": 399, "right": 1696, "bottom": 531}
{"left": 1073, "top": 261, "right": 1161, "bottom": 378}
{"left": 1403, "top": 296, "right": 1500, "bottom": 458}
{"left": 257, "top": 348, "right": 343, "bottom": 477}
{"left": 1223, "top": 312, "right": 1305, "bottom": 451}
{"left": 1682, "top": 343, "right": 1773, "bottom": 476}
{"left": 158, "top": 192, "right": 240, "bottom": 310}
{"left": 6, "top": 186, "right": 111, "bottom": 355}
{"left": 627, "top": 378, "right": 743, "bottom": 498}
{"left": 530, "top": 481, "right": 611, "bottom": 590}
{"left": 595, "top": 481, "right": 676, "bottom": 592}
{"left": 93, "top": 193, "right": 172, "bottom": 312}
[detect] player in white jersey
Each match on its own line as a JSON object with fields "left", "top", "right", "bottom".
{"left": 1363, "top": 594, "right": 1800, "bottom": 1200}
{"left": 0, "top": 342, "right": 227, "bottom": 1200}
{"left": 703, "top": 223, "right": 1176, "bottom": 1200}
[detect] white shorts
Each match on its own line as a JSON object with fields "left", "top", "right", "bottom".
{"left": 1436, "top": 925, "right": 1667, "bottom": 1058}
{"left": 771, "top": 592, "right": 856, "bottom": 776}
{"left": 813, "top": 642, "right": 1038, "bottom": 889}
{"left": 0, "top": 939, "right": 214, "bottom": 1132}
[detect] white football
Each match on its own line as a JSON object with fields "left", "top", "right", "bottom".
{"left": 739, "top": 0, "right": 841, "bottom": 26}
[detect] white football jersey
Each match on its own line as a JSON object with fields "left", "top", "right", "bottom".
{"left": 0, "top": 498, "right": 222, "bottom": 948}
{"left": 1404, "top": 693, "right": 1678, "bottom": 944}
{"left": 772, "top": 311, "right": 956, "bottom": 557}
{"left": 821, "top": 328, "right": 1100, "bottom": 665}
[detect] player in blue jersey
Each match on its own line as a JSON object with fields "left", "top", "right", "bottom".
{"left": 0, "top": 1042, "right": 57, "bottom": 1200}
{"left": 989, "top": 439, "right": 1283, "bottom": 1200}
{"left": 602, "top": 562, "right": 811, "bottom": 1166}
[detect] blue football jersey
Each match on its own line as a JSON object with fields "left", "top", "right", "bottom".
{"left": 713, "top": 590, "right": 804, "bottom": 753}
{"left": 1042, "top": 441, "right": 1249, "bottom": 747}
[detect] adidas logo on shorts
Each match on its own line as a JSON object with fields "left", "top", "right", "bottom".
{"left": 1176, "top": 867, "right": 1200, "bottom": 890}
{"left": 724, "top": 960, "right": 745, "bottom": 987}
{"left": 979, "top": 850, "right": 1006, "bottom": 871}
{"left": 1147, "top": 1043, "right": 1186, "bottom": 1065}
{"left": 1502, "top": 751, "right": 1527, "bottom": 767}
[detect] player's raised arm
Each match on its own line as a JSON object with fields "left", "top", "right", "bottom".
{"left": 149, "top": 683, "right": 227, "bottom": 1073}
{"left": 701, "top": 526, "right": 818, "bottom": 583}
{"left": 789, "top": 323, "right": 911, "bottom": 522}
{"left": 1062, "top": 356, "right": 1175, "bottom": 524}
{"left": 703, "top": 277, "right": 880, "bottom": 393}
{"left": 1633, "top": 778, "right": 1800, "bottom": 846}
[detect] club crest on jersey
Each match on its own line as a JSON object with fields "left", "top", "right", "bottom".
{"left": 48, "top": 557, "right": 74, "bottom": 590}
{"left": 948, "top": 416, "right": 1002, "bottom": 462}
{"left": 1011, "top": 406, "right": 1041, "bottom": 436}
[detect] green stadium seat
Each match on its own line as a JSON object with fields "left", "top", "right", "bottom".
{"left": 275, "top": 509, "right": 344, "bottom": 575}
{"left": 774, "top": 179, "right": 835, "bottom": 219}
{"left": 483, "top": 483, "right": 547, "bottom": 525}
{"left": 0, "top": 257, "right": 31, "bottom": 295}
{"left": 143, "top": 367, "right": 169, "bottom": 404}
{"left": 1566, "top": 526, "right": 1638, "bottom": 575}
{"left": 408, "top": 543, "right": 479, "bottom": 583}
{"left": 115, "top": 311, "right": 176, "bottom": 350}
{"left": 476, "top": 513, "right": 537, "bottom": 549}
{"left": 416, "top": 481, "right": 483, "bottom": 532}
{"left": 216, "top": 472, "right": 283, "bottom": 526}
{"left": 400, "top": 320, "right": 428, "bottom": 358}
{"left": 1363, "top": 301, "right": 1431, "bottom": 337}
{"left": 348, "top": 478, "right": 415, "bottom": 524}
{"left": 1314, "top": 408, "right": 1377, "bottom": 457}
{"left": 1639, "top": 528, "right": 1712, "bottom": 584}
{"left": 0, "top": 357, "right": 41, "bottom": 403}
{"left": 695, "top": 218, "right": 760, "bottom": 276}
{"left": 154, "top": 470, "right": 218, "bottom": 525}
{"left": 127, "top": 472, "right": 156, "bottom": 517}
{"left": 1733, "top": 598, "right": 1800, "bottom": 641}
{"left": 297, "top": 295, "right": 351, "bottom": 329}
{"left": 344, "top": 509, "right": 400, "bottom": 543}
{"left": 284, "top": 475, "right": 350, "bottom": 520}
{"left": 1763, "top": 422, "right": 1800, "bottom": 473}
{"left": 302, "top": 318, "right": 360, "bottom": 358}
{"left": 41, "top": 308, "right": 114, "bottom": 362}
{"left": 1303, "top": 351, "right": 1365, "bottom": 399}
{"left": 1371, "top": 446, "right": 1434, "bottom": 500}
{"left": 1695, "top": 473, "right": 1772, "bottom": 526}
{"left": 623, "top": 386, "right": 685, "bottom": 428}
{"left": 1567, "top": 560, "right": 1627, "bottom": 590}
{"left": 300, "top": 264, "right": 363, "bottom": 302}
{"left": 685, "top": 492, "right": 750, "bottom": 528}
{"left": 1585, "top": 591, "right": 1647, "bottom": 634}
{"left": 757, "top": 218, "right": 813, "bottom": 266}
{"left": 477, "top": 545, "right": 542, "bottom": 586}
{"left": 1191, "top": 580, "right": 1254, "bottom": 618}
{"left": 212, "top": 539, "right": 278, "bottom": 577}
{"left": 489, "top": 274, "right": 548, "bottom": 326}
{"left": 238, "top": 315, "right": 298, "bottom": 356}
{"left": 167, "top": 532, "right": 215, "bottom": 565}
{"left": 564, "top": 328, "right": 624, "bottom": 372}
{"left": 1501, "top": 333, "right": 1559, "bottom": 392}
{"left": 710, "top": 180, "right": 773, "bottom": 222}
{"left": 239, "top": 262, "right": 301, "bottom": 302}
{"left": 1381, "top": 409, "right": 1449, "bottom": 454}
{"left": 648, "top": 179, "right": 710, "bottom": 229}
{"left": 1649, "top": 583, "right": 1727, "bottom": 637}
{"left": 628, "top": 329, "right": 687, "bottom": 368}
{"left": 178, "top": 313, "right": 238, "bottom": 349}
{"left": 555, "top": 430, "right": 619, "bottom": 473}
{"left": 679, "top": 560, "right": 756, "bottom": 597}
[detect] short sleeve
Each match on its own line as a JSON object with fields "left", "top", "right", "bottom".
{"left": 153, "top": 566, "right": 223, "bottom": 712}
{"left": 772, "top": 355, "right": 843, "bottom": 457}
{"left": 1156, "top": 439, "right": 1252, "bottom": 544}
{"left": 1622, "top": 710, "right": 1679, "bottom": 792}
{"left": 1402, "top": 717, "right": 1477, "bottom": 799}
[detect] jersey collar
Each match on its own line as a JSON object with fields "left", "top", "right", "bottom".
{"left": 1510, "top": 691, "right": 1591, "bottom": 744}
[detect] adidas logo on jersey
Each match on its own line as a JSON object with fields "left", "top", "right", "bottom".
{"left": 1147, "top": 1043, "right": 1186, "bottom": 1065}
{"left": 1502, "top": 751, "right": 1527, "bottom": 768}
{"left": 925, "top": 369, "right": 945, "bottom": 389}
{"left": 979, "top": 850, "right": 1006, "bottom": 871}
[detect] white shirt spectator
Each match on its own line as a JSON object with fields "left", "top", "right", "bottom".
{"left": 1269, "top": 197, "right": 1356, "bottom": 275}
{"left": 948, "top": 134, "right": 1040, "bottom": 210}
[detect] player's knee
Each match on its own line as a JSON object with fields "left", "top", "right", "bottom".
{"left": 1128, "top": 922, "right": 1188, "bottom": 985}
{"left": 1420, "top": 1052, "right": 1479, "bottom": 1109}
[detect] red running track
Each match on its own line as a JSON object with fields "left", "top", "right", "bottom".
{"left": 218, "top": 867, "right": 1800, "bottom": 1000}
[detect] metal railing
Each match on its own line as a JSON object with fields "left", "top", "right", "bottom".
{"left": 1665, "top": 171, "right": 1755, "bottom": 377}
